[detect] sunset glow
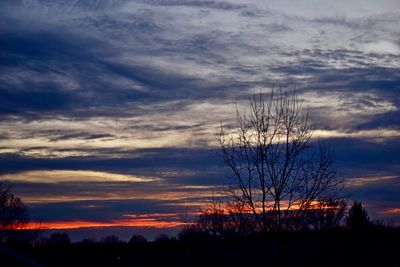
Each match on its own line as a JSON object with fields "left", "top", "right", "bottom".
{"left": 31, "top": 219, "right": 184, "bottom": 230}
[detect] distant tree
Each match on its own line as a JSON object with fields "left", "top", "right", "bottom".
{"left": 0, "top": 181, "right": 30, "bottom": 241}
{"left": 346, "top": 201, "right": 370, "bottom": 230}
{"left": 128, "top": 234, "right": 147, "bottom": 246}
{"left": 178, "top": 224, "right": 213, "bottom": 243}
{"left": 153, "top": 234, "right": 176, "bottom": 245}
{"left": 154, "top": 233, "right": 169, "bottom": 241}
{"left": 48, "top": 232, "right": 71, "bottom": 245}
{"left": 100, "top": 235, "right": 123, "bottom": 245}
{"left": 215, "top": 90, "right": 344, "bottom": 231}
{"left": 77, "top": 237, "right": 97, "bottom": 245}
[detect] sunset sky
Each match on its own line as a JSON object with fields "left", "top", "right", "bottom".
{"left": 1, "top": 0, "right": 399, "bottom": 240}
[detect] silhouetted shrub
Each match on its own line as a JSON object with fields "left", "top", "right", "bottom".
{"left": 153, "top": 234, "right": 176, "bottom": 245}
{"left": 100, "top": 235, "right": 123, "bottom": 245}
{"left": 77, "top": 237, "right": 97, "bottom": 245}
{"left": 128, "top": 234, "right": 147, "bottom": 246}
{"left": 346, "top": 201, "right": 370, "bottom": 230}
{"left": 47, "top": 232, "right": 71, "bottom": 246}
{"left": 178, "top": 224, "right": 215, "bottom": 243}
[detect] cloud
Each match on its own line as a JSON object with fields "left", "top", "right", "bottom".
{"left": 361, "top": 40, "right": 400, "bottom": 55}
{"left": 379, "top": 208, "right": 400, "bottom": 216}
{"left": 26, "top": 198, "right": 188, "bottom": 221}
{"left": 261, "top": 0, "right": 400, "bottom": 19}
{"left": 345, "top": 175, "right": 400, "bottom": 187}
{"left": 1, "top": 170, "right": 159, "bottom": 183}
{"left": 314, "top": 129, "right": 400, "bottom": 141}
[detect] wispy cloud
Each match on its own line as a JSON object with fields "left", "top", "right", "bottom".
{"left": 314, "top": 129, "right": 400, "bottom": 140}
{"left": 1, "top": 170, "right": 159, "bottom": 183}
{"left": 345, "top": 175, "right": 400, "bottom": 187}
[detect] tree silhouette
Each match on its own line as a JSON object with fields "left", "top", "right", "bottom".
{"left": 215, "top": 90, "right": 344, "bottom": 231}
{"left": 0, "top": 181, "right": 30, "bottom": 241}
{"left": 48, "top": 232, "right": 71, "bottom": 246}
{"left": 346, "top": 201, "right": 370, "bottom": 230}
{"left": 128, "top": 234, "right": 147, "bottom": 246}
{"left": 101, "top": 235, "right": 122, "bottom": 244}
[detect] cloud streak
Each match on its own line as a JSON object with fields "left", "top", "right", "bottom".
{"left": 1, "top": 170, "right": 159, "bottom": 183}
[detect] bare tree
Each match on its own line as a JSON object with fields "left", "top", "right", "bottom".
{"left": 215, "top": 90, "right": 343, "bottom": 231}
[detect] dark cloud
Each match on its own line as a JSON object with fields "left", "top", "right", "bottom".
{"left": 0, "top": 148, "right": 222, "bottom": 185}
{"left": 48, "top": 132, "right": 115, "bottom": 142}
{"left": 326, "top": 137, "right": 400, "bottom": 177}
{"left": 356, "top": 110, "right": 400, "bottom": 130}
{"left": 0, "top": 0, "right": 129, "bottom": 14}
{"left": 269, "top": 52, "right": 400, "bottom": 130}
{"left": 272, "top": 53, "right": 400, "bottom": 96}
{"left": 0, "top": 14, "right": 252, "bottom": 119}
{"left": 0, "top": 88, "right": 73, "bottom": 114}
{"left": 28, "top": 198, "right": 180, "bottom": 222}
{"left": 0, "top": 27, "right": 92, "bottom": 65}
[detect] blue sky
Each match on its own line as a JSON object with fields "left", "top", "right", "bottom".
{"left": 0, "top": 0, "right": 399, "bottom": 239}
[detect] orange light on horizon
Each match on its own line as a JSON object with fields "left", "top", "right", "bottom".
{"left": 24, "top": 218, "right": 185, "bottom": 230}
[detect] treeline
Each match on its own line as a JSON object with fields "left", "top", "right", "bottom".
{"left": 1, "top": 202, "right": 399, "bottom": 267}
{"left": 2, "top": 224, "right": 400, "bottom": 267}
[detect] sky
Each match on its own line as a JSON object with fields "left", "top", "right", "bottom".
{"left": 0, "top": 0, "right": 399, "bottom": 240}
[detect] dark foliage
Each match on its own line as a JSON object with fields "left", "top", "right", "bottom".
{"left": 346, "top": 201, "right": 371, "bottom": 230}
{"left": 45, "top": 232, "right": 71, "bottom": 246}
{"left": 127, "top": 234, "right": 147, "bottom": 246}
{"left": 100, "top": 235, "right": 122, "bottom": 245}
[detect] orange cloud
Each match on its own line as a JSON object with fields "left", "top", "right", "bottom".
{"left": 21, "top": 212, "right": 189, "bottom": 230}
{"left": 379, "top": 208, "right": 400, "bottom": 215}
